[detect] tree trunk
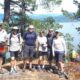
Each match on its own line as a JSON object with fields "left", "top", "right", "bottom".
{"left": 3, "top": 0, "right": 11, "bottom": 23}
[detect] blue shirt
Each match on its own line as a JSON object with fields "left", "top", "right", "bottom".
{"left": 23, "top": 31, "right": 37, "bottom": 46}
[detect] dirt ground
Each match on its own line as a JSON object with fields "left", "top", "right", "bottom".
{"left": 0, "top": 61, "right": 80, "bottom": 80}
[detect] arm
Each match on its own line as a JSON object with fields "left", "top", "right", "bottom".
{"left": 61, "top": 37, "right": 67, "bottom": 55}
{"left": 52, "top": 40, "right": 55, "bottom": 57}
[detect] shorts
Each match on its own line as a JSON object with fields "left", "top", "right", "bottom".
{"left": 23, "top": 45, "right": 35, "bottom": 60}
{"left": 48, "top": 48, "right": 53, "bottom": 61}
{"left": 39, "top": 51, "right": 47, "bottom": 60}
{"left": 55, "top": 51, "right": 65, "bottom": 62}
{"left": 10, "top": 51, "right": 19, "bottom": 59}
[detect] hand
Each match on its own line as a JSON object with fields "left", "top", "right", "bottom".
{"left": 64, "top": 53, "right": 67, "bottom": 57}
{"left": 35, "top": 47, "right": 38, "bottom": 51}
{"left": 52, "top": 52, "right": 55, "bottom": 57}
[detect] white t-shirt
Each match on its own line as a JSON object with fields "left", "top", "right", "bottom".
{"left": 7, "top": 33, "right": 23, "bottom": 51}
{"left": 0, "top": 29, "right": 7, "bottom": 42}
{"left": 52, "top": 36, "right": 67, "bottom": 55}
{"left": 37, "top": 36, "right": 47, "bottom": 52}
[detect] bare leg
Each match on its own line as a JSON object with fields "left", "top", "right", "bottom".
{"left": 38, "top": 56, "right": 42, "bottom": 70}
{"left": 59, "top": 62, "right": 64, "bottom": 72}
{"left": 23, "top": 59, "right": 27, "bottom": 72}
{"left": 0, "top": 58, "right": 3, "bottom": 70}
{"left": 10, "top": 57, "right": 17, "bottom": 73}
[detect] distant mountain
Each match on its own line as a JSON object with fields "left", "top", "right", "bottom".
{"left": 28, "top": 13, "right": 78, "bottom": 23}
{"left": 0, "top": 13, "right": 78, "bottom": 23}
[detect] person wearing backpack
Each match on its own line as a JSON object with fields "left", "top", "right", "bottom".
{"left": 7, "top": 26, "right": 23, "bottom": 73}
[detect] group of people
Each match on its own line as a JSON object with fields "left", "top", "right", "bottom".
{"left": 0, "top": 23, "right": 68, "bottom": 78}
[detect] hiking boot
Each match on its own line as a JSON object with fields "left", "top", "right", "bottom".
{"left": 48, "top": 69, "right": 53, "bottom": 73}
{"left": 62, "top": 72, "right": 68, "bottom": 79}
{"left": 58, "top": 72, "right": 64, "bottom": 78}
{"left": 32, "top": 66, "right": 36, "bottom": 71}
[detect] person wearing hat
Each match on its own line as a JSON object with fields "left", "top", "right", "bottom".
{"left": 7, "top": 26, "right": 23, "bottom": 73}
{"left": 23, "top": 25, "right": 37, "bottom": 71}
{"left": 46, "top": 29, "right": 54, "bottom": 68}
{"left": 0, "top": 23, "right": 7, "bottom": 73}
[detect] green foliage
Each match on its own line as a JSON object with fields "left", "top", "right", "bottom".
{"left": 73, "top": 0, "right": 80, "bottom": 18}
{"left": 76, "top": 9, "right": 80, "bottom": 18}
{"left": 2, "top": 22, "right": 9, "bottom": 32}
{"left": 62, "top": 9, "right": 76, "bottom": 20}
{"left": 30, "top": 17, "right": 63, "bottom": 32}
{"left": 41, "top": 0, "right": 62, "bottom": 10}
{"left": 64, "top": 33, "right": 74, "bottom": 53}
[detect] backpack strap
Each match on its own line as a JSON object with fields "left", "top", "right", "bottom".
{"left": 9, "top": 33, "right": 12, "bottom": 45}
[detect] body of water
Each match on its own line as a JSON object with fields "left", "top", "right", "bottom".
{"left": 0, "top": 13, "right": 80, "bottom": 48}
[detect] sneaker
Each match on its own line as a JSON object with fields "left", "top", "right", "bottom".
{"left": 38, "top": 66, "right": 42, "bottom": 71}
{"left": 14, "top": 68, "right": 17, "bottom": 73}
{"left": 10, "top": 68, "right": 15, "bottom": 74}
{"left": 32, "top": 66, "right": 36, "bottom": 71}
{"left": 42, "top": 66, "right": 46, "bottom": 72}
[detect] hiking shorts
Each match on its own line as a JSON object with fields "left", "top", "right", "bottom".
{"left": 55, "top": 51, "right": 65, "bottom": 62}
{"left": 23, "top": 45, "right": 35, "bottom": 60}
{"left": 10, "top": 51, "right": 19, "bottom": 60}
{"left": 39, "top": 51, "right": 47, "bottom": 60}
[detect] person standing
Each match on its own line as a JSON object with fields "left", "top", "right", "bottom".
{"left": 46, "top": 29, "right": 54, "bottom": 67}
{"left": 0, "top": 23, "right": 7, "bottom": 73}
{"left": 7, "top": 26, "right": 23, "bottom": 73}
{"left": 23, "top": 25, "right": 37, "bottom": 71}
{"left": 52, "top": 31, "right": 68, "bottom": 78}
{"left": 37, "top": 31, "right": 47, "bottom": 71}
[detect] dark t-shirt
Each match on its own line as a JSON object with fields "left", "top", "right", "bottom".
{"left": 46, "top": 34, "right": 54, "bottom": 48}
{"left": 23, "top": 31, "right": 37, "bottom": 46}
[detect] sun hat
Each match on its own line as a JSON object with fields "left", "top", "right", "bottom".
{"left": 12, "top": 26, "right": 19, "bottom": 30}
{"left": 28, "top": 25, "right": 34, "bottom": 29}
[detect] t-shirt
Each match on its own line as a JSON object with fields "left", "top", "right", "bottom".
{"left": 72, "top": 50, "right": 77, "bottom": 59}
{"left": 0, "top": 29, "right": 7, "bottom": 42}
{"left": 46, "top": 34, "right": 53, "bottom": 48}
{"left": 23, "top": 31, "right": 37, "bottom": 46}
{"left": 7, "top": 33, "right": 23, "bottom": 51}
{"left": 37, "top": 36, "right": 47, "bottom": 52}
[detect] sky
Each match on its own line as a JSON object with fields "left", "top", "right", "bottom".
{"left": 34, "top": 0, "right": 79, "bottom": 14}
{"left": 0, "top": 0, "right": 79, "bottom": 14}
